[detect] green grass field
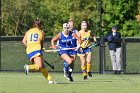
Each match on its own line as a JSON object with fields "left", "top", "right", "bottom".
{"left": 1, "top": 41, "right": 140, "bottom": 93}
{"left": 0, "top": 72, "right": 140, "bottom": 93}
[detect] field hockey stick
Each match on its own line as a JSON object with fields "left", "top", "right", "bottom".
{"left": 43, "top": 48, "right": 58, "bottom": 52}
{"left": 89, "top": 43, "right": 97, "bottom": 48}
{"left": 43, "top": 47, "right": 76, "bottom": 53}
{"left": 44, "top": 60, "right": 54, "bottom": 70}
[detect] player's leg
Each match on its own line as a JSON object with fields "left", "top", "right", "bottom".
{"left": 61, "top": 54, "right": 73, "bottom": 82}
{"left": 24, "top": 57, "right": 41, "bottom": 73}
{"left": 63, "top": 60, "right": 68, "bottom": 77}
{"left": 71, "top": 54, "right": 76, "bottom": 70}
{"left": 67, "top": 51, "right": 76, "bottom": 78}
{"left": 69, "top": 56, "right": 74, "bottom": 77}
{"left": 24, "top": 51, "right": 43, "bottom": 74}
{"left": 63, "top": 59, "right": 74, "bottom": 78}
{"left": 86, "top": 52, "right": 92, "bottom": 77}
{"left": 79, "top": 55, "right": 87, "bottom": 80}
{"left": 34, "top": 56, "right": 55, "bottom": 84}
{"left": 77, "top": 48, "right": 87, "bottom": 80}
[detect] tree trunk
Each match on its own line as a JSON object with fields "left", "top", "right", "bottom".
{"left": 14, "top": 19, "right": 20, "bottom": 36}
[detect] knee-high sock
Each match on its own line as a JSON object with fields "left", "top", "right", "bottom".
{"left": 81, "top": 66, "right": 87, "bottom": 76}
{"left": 64, "top": 60, "right": 73, "bottom": 73}
{"left": 41, "top": 68, "right": 53, "bottom": 81}
{"left": 29, "top": 64, "right": 39, "bottom": 71}
{"left": 87, "top": 63, "right": 91, "bottom": 72}
{"left": 64, "top": 60, "right": 69, "bottom": 71}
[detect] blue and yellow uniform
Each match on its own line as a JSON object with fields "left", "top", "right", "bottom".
{"left": 58, "top": 31, "right": 73, "bottom": 56}
{"left": 77, "top": 30, "right": 92, "bottom": 56}
{"left": 26, "top": 27, "right": 44, "bottom": 60}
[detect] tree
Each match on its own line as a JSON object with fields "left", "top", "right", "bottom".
{"left": 1, "top": 0, "right": 140, "bottom": 36}
{"left": 102, "top": 0, "right": 140, "bottom": 36}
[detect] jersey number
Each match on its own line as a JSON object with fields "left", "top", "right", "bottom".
{"left": 30, "top": 33, "right": 38, "bottom": 42}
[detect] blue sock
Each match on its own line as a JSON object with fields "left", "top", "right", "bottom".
{"left": 64, "top": 60, "right": 69, "bottom": 71}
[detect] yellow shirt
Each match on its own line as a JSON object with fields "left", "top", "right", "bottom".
{"left": 79, "top": 30, "right": 91, "bottom": 48}
{"left": 26, "top": 27, "right": 44, "bottom": 54}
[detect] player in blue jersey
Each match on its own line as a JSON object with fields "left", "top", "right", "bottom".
{"left": 63, "top": 19, "right": 78, "bottom": 78}
{"left": 50, "top": 23, "right": 81, "bottom": 82}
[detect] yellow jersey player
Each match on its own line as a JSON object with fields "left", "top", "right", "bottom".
{"left": 77, "top": 21, "right": 97, "bottom": 80}
{"left": 22, "top": 18, "right": 56, "bottom": 84}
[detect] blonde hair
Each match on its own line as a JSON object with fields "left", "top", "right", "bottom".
{"left": 81, "top": 21, "right": 87, "bottom": 24}
{"left": 69, "top": 18, "right": 74, "bottom": 22}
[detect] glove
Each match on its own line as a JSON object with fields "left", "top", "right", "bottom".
{"left": 75, "top": 44, "right": 80, "bottom": 51}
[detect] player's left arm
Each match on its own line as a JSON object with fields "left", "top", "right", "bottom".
{"left": 50, "top": 33, "right": 60, "bottom": 49}
{"left": 91, "top": 32, "right": 97, "bottom": 42}
{"left": 91, "top": 32, "right": 99, "bottom": 46}
{"left": 22, "top": 32, "right": 27, "bottom": 47}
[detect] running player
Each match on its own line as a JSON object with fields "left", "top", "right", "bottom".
{"left": 22, "top": 18, "right": 55, "bottom": 84}
{"left": 50, "top": 23, "right": 81, "bottom": 82}
{"left": 77, "top": 21, "right": 97, "bottom": 80}
{"left": 63, "top": 19, "right": 78, "bottom": 78}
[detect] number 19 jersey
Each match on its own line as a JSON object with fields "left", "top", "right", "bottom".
{"left": 26, "top": 27, "right": 43, "bottom": 54}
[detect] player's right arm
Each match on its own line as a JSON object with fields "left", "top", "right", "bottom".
{"left": 50, "top": 33, "right": 61, "bottom": 49}
{"left": 22, "top": 32, "right": 28, "bottom": 47}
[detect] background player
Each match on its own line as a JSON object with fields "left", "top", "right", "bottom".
{"left": 77, "top": 21, "right": 98, "bottom": 80}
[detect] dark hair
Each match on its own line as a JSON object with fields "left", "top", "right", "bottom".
{"left": 112, "top": 26, "right": 118, "bottom": 30}
{"left": 34, "top": 18, "right": 42, "bottom": 27}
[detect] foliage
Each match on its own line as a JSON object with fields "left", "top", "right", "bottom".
{"left": 1, "top": 0, "right": 140, "bottom": 36}
{"left": 102, "top": 0, "right": 140, "bottom": 37}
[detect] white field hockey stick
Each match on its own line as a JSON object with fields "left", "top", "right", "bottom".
{"left": 43, "top": 47, "right": 76, "bottom": 53}
{"left": 43, "top": 44, "right": 97, "bottom": 52}
{"left": 89, "top": 43, "right": 97, "bottom": 48}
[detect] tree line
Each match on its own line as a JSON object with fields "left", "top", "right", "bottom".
{"left": 1, "top": 0, "right": 140, "bottom": 37}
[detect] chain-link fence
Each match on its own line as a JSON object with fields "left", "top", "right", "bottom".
{"left": 0, "top": 37, "right": 140, "bottom": 74}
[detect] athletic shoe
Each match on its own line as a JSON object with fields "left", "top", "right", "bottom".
{"left": 48, "top": 80, "right": 57, "bottom": 84}
{"left": 83, "top": 75, "right": 87, "bottom": 80}
{"left": 68, "top": 72, "right": 73, "bottom": 82}
{"left": 24, "top": 64, "right": 29, "bottom": 75}
{"left": 63, "top": 69, "right": 70, "bottom": 80}
{"left": 87, "top": 72, "right": 92, "bottom": 77}
{"left": 65, "top": 70, "right": 73, "bottom": 82}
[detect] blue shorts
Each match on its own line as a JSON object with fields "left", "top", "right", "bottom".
{"left": 58, "top": 50, "right": 74, "bottom": 56}
{"left": 77, "top": 47, "right": 91, "bottom": 56}
{"left": 72, "top": 50, "right": 77, "bottom": 55}
{"left": 27, "top": 50, "right": 43, "bottom": 61}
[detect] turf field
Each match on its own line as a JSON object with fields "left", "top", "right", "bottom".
{"left": 0, "top": 72, "right": 140, "bottom": 93}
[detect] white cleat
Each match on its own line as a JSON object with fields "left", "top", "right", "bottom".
{"left": 48, "top": 81, "right": 57, "bottom": 84}
{"left": 24, "top": 64, "right": 29, "bottom": 75}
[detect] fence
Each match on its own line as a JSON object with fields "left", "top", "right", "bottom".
{"left": 103, "top": 37, "right": 140, "bottom": 74}
{"left": 0, "top": 36, "right": 140, "bottom": 74}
